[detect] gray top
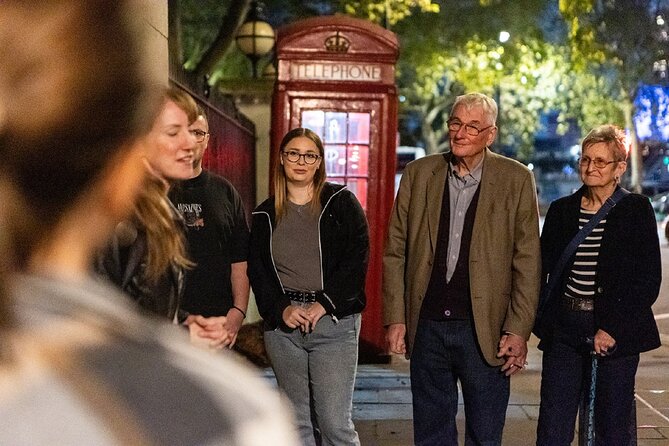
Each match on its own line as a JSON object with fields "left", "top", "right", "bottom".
{"left": 273, "top": 201, "right": 322, "bottom": 292}
{"left": 0, "top": 273, "right": 298, "bottom": 446}
{"left": 446, "top": 156, "right": 484, "bottom": 281}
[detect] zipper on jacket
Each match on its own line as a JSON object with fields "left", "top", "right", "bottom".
{"left": 316, "top": 187, "right": 347, "bottom": 313}
{"left": 254, "top": 211, "right": 286, "bottom": 295}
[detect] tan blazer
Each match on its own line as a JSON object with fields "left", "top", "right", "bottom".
{"left": 382, "top": 150, "right": 541, "bottom": 365}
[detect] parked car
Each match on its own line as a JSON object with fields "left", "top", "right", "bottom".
{"left": 650, "top": 191, "right": 669, "bottom": 221}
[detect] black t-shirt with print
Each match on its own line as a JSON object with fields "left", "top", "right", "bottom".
{"left": 169, "top": 170, "right": 249, "bottom": 316}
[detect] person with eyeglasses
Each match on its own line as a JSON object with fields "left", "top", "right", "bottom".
{"left": 535, "top": 125, "right": 661, "bottom": 445}
{"left": 169, "top": 109, "right": 251, "bottom": 349}
{"left": 248, "top": 127, "right": 369, "bottom": 445}
{"left": 383, "top": 92, "right": 541, "bottom": 445}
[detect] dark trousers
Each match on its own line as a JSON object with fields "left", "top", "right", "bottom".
{"left": 536, "top": 311, "right": 639, "bottom": 446}
{"left": 410, "top": 319, "right": 510, "bottom": 446}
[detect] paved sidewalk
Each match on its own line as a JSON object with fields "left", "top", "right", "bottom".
{"left": 352, "top": 336, "right": 669, "bottom": 445}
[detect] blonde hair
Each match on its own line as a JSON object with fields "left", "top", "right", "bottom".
{"left": 164, "top": 87, "right": 199, "bottom": 125}
{"left": 134, "top": 175, "right": 193, "bottom": 283}
{"left": 130, "top": 88, "right": 198, "bottom": 282}
{"left": 273, "top": 128, "right": 326, "bottom": 221}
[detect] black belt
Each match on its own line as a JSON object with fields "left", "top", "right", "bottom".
{"left": 562, "top": 295, "right": 594, "bottom": 312}
{"left": 285, "top": 290, "right": 317, "bottom": 303}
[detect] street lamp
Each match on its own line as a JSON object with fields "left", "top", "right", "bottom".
{"left": 235, "top": 1, "right": 275, "bottom": 78}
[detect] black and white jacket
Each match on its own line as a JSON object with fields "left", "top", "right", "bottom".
{"left": 248, "top": 182, "right": 369, "bottom": 329}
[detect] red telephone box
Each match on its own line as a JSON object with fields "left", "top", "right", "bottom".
{"left": 271, "top": 16, "right": 399, "bottom": 360}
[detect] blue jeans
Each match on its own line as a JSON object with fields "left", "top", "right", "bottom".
{"left": 265, "top": 312, "right": 361, "bottom": 446}
{"left": 410, "top": 319, "right": 510, "bottom": 446}
{"left": 536, "top": 315, "right": 639, "bottom": 446}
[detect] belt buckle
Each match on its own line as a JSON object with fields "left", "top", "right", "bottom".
{"left": 570, "top": 297, "right": 579, "bottom": 311}
{"left": 566, "top": 296, "right": 593, "bottom": 311}
{"left": 287, "top": 290, "right": 315, "bottom": 302}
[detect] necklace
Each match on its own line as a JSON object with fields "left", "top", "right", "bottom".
{"left": 289, "top": 200, "right": 308, "bottom": 214}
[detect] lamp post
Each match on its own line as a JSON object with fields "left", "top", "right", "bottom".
{"left": 235, "top": 1, "right": 275, "bottom": 78}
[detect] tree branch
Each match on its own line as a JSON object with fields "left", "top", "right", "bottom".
{"left": 168, "top": 0, "right": 183, "bottom": 66}
{"left": 193, "top": 0, "right": 252, "bottom": 80}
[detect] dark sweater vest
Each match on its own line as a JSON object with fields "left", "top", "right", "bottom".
{"left": 420, "top": 177, "right": 481, "bottom": 320}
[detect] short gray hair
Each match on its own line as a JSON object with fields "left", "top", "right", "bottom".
{"left": 451, "top": 93, "right": 498, "bottom": 124}
{"left": 582, "top": 124, "right": 628, "bottom": 161}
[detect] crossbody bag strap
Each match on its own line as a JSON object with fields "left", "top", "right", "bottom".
{"left": 537, "top": 188, "right": 630, "bottom": 316}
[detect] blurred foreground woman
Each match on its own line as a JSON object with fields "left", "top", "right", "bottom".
{"left": 0, "top": 1, "right": 297, "bottom": 444}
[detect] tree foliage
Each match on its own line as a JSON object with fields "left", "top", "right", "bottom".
{"left": 340, "top": 0, "right": 439, "bottom": 26}
{"left": 176, "top": 0, "right": 249, "bottom": 80}
{"left": 175, "top": 0, "right": 669, "bottom": 175}
{"left": 394, "top": 0, "right": 569, "bottom": 158}
{"left": 559, "top": 0, "right": 669, "bottom": 191}
{"left": 404, "top": 36, "right": 584, "bottom": 160}
{"left": 178, "top": 0, "right": 330, "bottom": 82}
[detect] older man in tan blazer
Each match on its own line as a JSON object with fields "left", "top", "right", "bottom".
{"left": 383, "top": 93, "right": 540, "bottom": 445}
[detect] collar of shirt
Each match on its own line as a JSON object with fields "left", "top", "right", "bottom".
{"left": 448, "top": 153, "right": 484, "bottom": 186}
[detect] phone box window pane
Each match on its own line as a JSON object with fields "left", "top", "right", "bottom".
{"left": 347, "top": 144, "right": 369, "bottom": 177}
{"left": 301, "top": 111, "right": 325, "bottom": 138}
{"left": 324, "top": 144, "right": 347, "bottom": 176}
{"left": 348, "top": 113, "right": 370, "bottom": 144}
{"left": 324, "top": 112, "right": 347, "bottom": 143}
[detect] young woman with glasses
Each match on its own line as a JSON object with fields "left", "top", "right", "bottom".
{"left": 249, "top": 127, "right": 370, "bottom": 446}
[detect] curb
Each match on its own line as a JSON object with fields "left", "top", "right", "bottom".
{"left": 661, "top": 333, "right": 669, "bottom": 346}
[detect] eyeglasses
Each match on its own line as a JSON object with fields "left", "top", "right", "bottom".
{"left": 282, "top": 150, "right": 321, "bottom": 165}
{"left": 190, "top": 129, "right": 209, "bottom": 143}
{"left": 447, "top": 119, "right": 494, "bottom": 136}
{"left": 578, "top": 156, "right": 617, "bottom": 169}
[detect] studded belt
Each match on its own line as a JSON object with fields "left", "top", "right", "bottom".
{"left": 562, "top": 295, "right": 594, "bottom": 312}
{"left": 285, "top": 290, "right": 317, "bottom": 303}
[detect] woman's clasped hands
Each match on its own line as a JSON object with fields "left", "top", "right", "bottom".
{"left": 282, "top": 302, "right": 327, "bottom": 333}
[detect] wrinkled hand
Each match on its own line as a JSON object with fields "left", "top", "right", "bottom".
{"left": 385, "top": 323, "right": 407, "bottom": 355}
{"left": 497, "top": 333, "right": 528, "bottom": 376}
{"left": 305, "top": 302, "right": 326, "bottom": 332}
{"left": 282, "top": 305, "right": 311, "bottom": 332}
{"left": 593, "top": 329, "right": 616, "bottom": 356}
{"left": 186, "top": 315, "right": 230, "bottom": 350}
{"left": 223, "top": 308, "right": 244, "bottom": 348}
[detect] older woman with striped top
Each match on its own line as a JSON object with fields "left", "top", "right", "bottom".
{"left": 535, "top": 124, "right": 661, "bottom": 446}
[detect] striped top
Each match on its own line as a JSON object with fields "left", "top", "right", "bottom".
{"left": 564, "top": 208, "right": 606, "bottom": 300}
